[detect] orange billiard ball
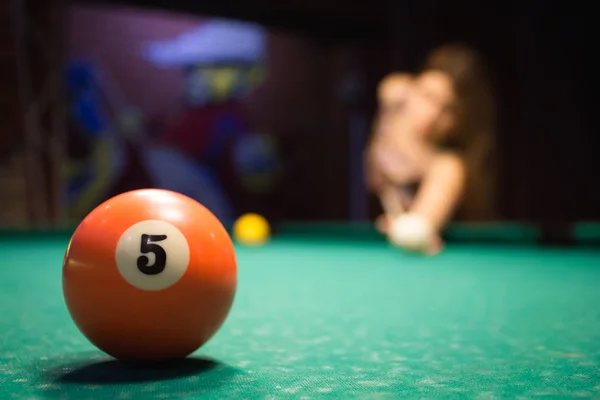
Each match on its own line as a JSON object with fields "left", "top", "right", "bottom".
{"left": 62, "top": 189, "right": 237, "bottom": 362}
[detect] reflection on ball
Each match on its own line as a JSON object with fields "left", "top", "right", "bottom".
{"left": 62, "top": 189, "right": 237, "bottom": 362}
{"left": 233, "top": 213, "right": 270, "bottom": 246}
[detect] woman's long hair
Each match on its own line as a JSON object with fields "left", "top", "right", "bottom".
{"left": 423, "top": 44, "right": 497, "bottom": 221}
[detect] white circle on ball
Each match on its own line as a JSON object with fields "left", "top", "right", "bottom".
{"left": 115, "top": 219, "right": 190, "bottom": 291}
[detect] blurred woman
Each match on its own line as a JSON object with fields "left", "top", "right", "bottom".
{"left": 364, "top": 43, "right": 497, "bottom": 254}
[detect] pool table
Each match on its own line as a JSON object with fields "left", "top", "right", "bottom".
{"left": 2, "top": 224, "right": 600, "bottom": 399}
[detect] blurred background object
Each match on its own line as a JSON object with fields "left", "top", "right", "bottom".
{"left": 0, "top": 0, "right": 598, "bottom": 244}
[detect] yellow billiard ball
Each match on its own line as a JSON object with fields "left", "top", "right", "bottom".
{"left": 233, "top": 213, "right": 270, "bottom": 246}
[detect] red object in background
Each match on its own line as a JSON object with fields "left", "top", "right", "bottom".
{"left": 62, "top": 188, "right": 237, "bottom": 362}
{"left": 162, "top": 102, "right": 249, "bottom": 160}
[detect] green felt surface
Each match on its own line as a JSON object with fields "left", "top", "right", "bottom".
{"left": 2, "top": 232, "right": 600, "bottom": 399}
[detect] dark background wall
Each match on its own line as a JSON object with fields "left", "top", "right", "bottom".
{"left": 1, "top": 0, "right": 598, "bottom": 226}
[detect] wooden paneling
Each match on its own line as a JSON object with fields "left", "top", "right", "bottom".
{"left": 0, "top": 0, "right": 22, "bottom": 157}
{"left": 0, "top": 0, "right": 28, "bottom": 228}
{"left": 0, "top": 153, "right": 29, "bottom": 228}
{"left": 0, "top": 0, "right": 69, "bottom": 227}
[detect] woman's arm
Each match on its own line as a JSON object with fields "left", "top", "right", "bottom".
{"left": 363, "top": 142, "right": 384, "bottom": 192}
{"left": 409, "top": 152, "right": 466, "bottom": 231}
{"left": 364, "top": 73, "right": 414, "bottom": 191}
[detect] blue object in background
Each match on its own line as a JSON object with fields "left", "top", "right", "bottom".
{"left": 65, "top": 60, "right": 126, "bottom": 217}
{"left": 67, "top": 61, "right": 107, "bottom": 136}
{"left": 203, "top": 113, "right": 245, "bottom": 166}
{"left": 141, "top": 19, "right": 266, "bottom": 67}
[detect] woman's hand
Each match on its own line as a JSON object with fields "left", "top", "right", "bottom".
{"left": 375, "top": 212, "right": 444, "bottom": 255}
